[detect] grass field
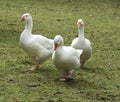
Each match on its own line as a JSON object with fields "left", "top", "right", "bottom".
{"left": 0, "top": 0, "right": 120, "bottom": 102}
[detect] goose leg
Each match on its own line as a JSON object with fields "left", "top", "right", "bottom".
{"left": 66, "top": 70, "right": 74, "bottom": 79}
{"left": 29, "top": 61, "right": 39, "bottom": 71}
{"left": 65, "top": 74, "right": 73, "bottom": 79}
{"left": 80, "top": 61, "right": 85, "bottom": 68}
{"left": 60, "top": 70, "right": 74, "bottom": 81}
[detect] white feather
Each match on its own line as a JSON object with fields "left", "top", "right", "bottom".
{"left": 52, "top": 35, "right": 83, "bottom": 77}
{"left": 19, "top": 13, "right": 54, "bottom": 66}
{"left": 71, "top": 19, "right": 92, "bottom": 67}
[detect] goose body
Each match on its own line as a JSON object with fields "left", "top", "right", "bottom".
{"left": 19, "top": 13, "right": 54, "bottom": 70}
{"left": 52, "top": 35, "right": 83, "bottom": 81}
{"left": 71, "top": 19, "right": 92, "bottom": 68}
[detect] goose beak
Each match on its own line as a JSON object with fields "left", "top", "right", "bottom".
{"left": 54, "top": 43, "right": 58, "bottom": 50}
{"left": 20, "top": 16, "right": 25, "bottom": 22}
{"left": 77, "top": 22, "right": 81, "bottom": 27}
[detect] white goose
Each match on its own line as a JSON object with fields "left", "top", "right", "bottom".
{"left": 71, "top": 19, "right": 92, "bottom": 68}
{"left": 19, "top": 13, "right": 54, "bottom": 70}
{"left": 52, "top": 35, "right": 83, "bottom": 81}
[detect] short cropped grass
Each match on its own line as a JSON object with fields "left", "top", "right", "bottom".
{"left": 0, "top": 0, "right": 120, "bottom": 102}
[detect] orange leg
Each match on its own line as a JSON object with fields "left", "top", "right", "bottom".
{"left": 60, "top": 70, "right": 74, "bottom": 82}
{"left": 65, "top": 71, "right": 73, "bottom": 79}
{"left": 29, "top": 61, "right": 40, "bottom": 71}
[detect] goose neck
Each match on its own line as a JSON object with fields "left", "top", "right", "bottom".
{"left": 56, "top": 46, "right": 63, "bottom": 52}
{"left": 25, "top": 19, "right": 33, "bottom": 32}
{"left": 78, "top": 26, "right": 84, "bottom": 39}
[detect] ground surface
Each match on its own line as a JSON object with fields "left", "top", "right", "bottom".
{"left": 0, "top": 0, "right": 120, "bottom": 102}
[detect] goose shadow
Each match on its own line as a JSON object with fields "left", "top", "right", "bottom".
{"left": 21, "top": 66, "right": 56, "bottom": 75}
{"left": 83, "top": 66, "right": 107, "bottom": 75}
{"left": 21, "top": 64, "right": 105, "bottom": 91}
{"left": 53, "top": 66, "right": 106, "bottom": 91}
{"left": 57, "top": 77, "right": 101, "bottom": 91}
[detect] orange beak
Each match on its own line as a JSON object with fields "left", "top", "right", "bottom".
{"left": 54, "top": 43, "right": 58, "bottom": 50}
{"left": 77, "top": 22, "right": 81, "bottom": 27}
{"left": 20, "top": 16, "right": 25, "bottom": 22}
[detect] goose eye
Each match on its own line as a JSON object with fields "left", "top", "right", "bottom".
{"left": 25, "top": 15, "right": 28, "bottom": 17}
{"left": 58, "top": 39, "right": 60, "bottom": 43}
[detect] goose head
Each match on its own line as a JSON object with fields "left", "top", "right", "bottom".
{"left": 77, "top": 19, "right": 84, "bottom": 28}
{"left": 54, "top": 35, "right": 64, "bottom": 50}
{"left": 20, "top": 13, "right": 32, "bottom": 22}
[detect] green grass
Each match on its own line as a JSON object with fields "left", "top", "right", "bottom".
{"left": 0, "top": 0, "right": 120, "bottom": 102}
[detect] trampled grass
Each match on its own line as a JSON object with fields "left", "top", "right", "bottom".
{"left": 0, "top": 0, "right": 120, "bottom": 102}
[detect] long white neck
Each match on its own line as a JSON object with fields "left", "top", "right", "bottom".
{"left": 55, "top": 45, "right": 63, "bottom": 55}
{"left": 57, "top": 45, "right": 63, "bottom": 51}
{"left": 20, "top": 19, "right": 33, "bottom": 41}
{"left": 78, "top": 26, "right": 84, "bottom": 40}
{"left": 25, "top": 19, "right": 33, "bottom": 33}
